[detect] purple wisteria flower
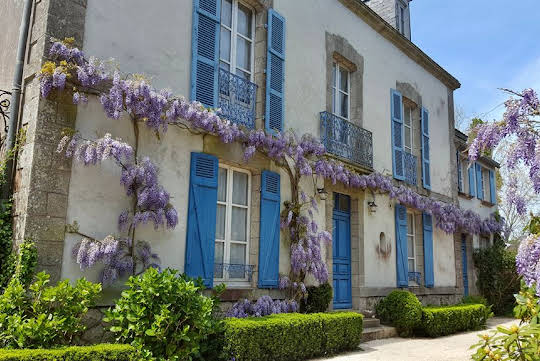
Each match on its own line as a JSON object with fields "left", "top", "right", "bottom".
{"left": 226, "top": 296, "right": 299, "bottom": 318}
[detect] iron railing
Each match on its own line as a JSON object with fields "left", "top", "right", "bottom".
{"left": 320, "top": 111, "right": 373, "bottom": 169}
{"left": 214, "top": 263, "right": 255, "bottom": 281}
{"left": 0, "top": 90, "right": 11, "bottom": 136}
{"left": 408, "top": 271, "right": 421, "bottom": 285}
{"left": 404, "top": 151, "right": 417, "bottom": 186}
{"left": 218, "top": 68, "right": 257, "bottom": 129}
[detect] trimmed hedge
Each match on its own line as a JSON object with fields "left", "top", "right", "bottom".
{"left": 0, "top": 344, "right": 138, "bottom": 361}
{"left": 420, "top": 304, "right": 489, "bottom": 337}
{"left": 300, "top": 283, "right": 333, "bottom": 313}
{"left": 223, "top": 312, "right": 363, "bottom": 361}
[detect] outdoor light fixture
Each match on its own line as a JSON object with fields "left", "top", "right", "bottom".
{"left": 317, "top": 188, "right": 328, "bottom": 200}
{"left": 368, "top": 201, "right": 378, "bottom": 213}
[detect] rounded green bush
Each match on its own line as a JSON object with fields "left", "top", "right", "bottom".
{"left": 300, "top": 283, "right": 333, "bottom": 313}
{"left": 376, "top": 290, "right": 422, "bottom": 337}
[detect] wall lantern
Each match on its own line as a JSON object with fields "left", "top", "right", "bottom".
{"left": 368, "top": 201, "right": 378, "bottom": 214}
{"left": 317, "top": 188, "right": 328, "bottom": 201}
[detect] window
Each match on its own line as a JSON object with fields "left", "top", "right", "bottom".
{"left": 215, "top": 165, "right": 251, "bottom": 282}
{"left": 396, "top": 1, "right": 407, "bottom": 35}
{"left": 479, "top": 236, "right": 490, "bottom": 249}
{"left": 482, "top": 168, "right": 491, "bottom": 202}
{"left": 332, "top": 63, "right": 350, "bottom": 120}
{"left": 404, "top": 105, "right": 413, "bottom": 153}
{"left": 220, "top": 0, "right": 254, "bottom": 81}
{"left": 407, "top": 212, "right": 416, "bottom": 274}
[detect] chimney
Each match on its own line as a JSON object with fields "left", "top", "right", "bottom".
{"left": 364, "top": 0, "right": 412, "bottom": 40}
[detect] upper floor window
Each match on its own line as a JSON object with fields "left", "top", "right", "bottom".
{"left": 215, "top": 165, "right": 251, "bottom": 283}
{"left": 332, "top": 63, "right": 350, "bottom": 120}
{"left": 220, "top": 0, "right": 254, "bottom": 81}
{"left": 396, "top": 1, "right": 407, "bottom": 36}
{"left": 404, "top": 105, "right": 413, "bottom": 154}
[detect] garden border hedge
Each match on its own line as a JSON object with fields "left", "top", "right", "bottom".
{"left": 223, "top": 312, "right": 363, "bottom": 361}
{"left": 419, "top": 304, "right": 489, "bottom": 337}
{"left": 0, "top": 344, "right": 137, "bottom": 361}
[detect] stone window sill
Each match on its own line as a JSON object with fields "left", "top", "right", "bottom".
{"left": 458, "top": 191, "right": 473, "bottom": 200}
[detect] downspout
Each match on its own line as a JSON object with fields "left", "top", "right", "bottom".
{"left": 2, "top": 0, "right": 33, "bottom": 199}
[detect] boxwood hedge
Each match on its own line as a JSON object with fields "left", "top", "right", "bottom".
{"left": 420, "top": 304, "right": 489, "bottom": 337}
{"left": 0, "top": 344, "right": 138, "bottom": 361}
{"left": 223, "top": 312, "right": 363, "bottom": 361}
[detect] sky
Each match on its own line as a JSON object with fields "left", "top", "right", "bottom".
{"left": 410, "top": 0, "right": 540, "bottom": 129}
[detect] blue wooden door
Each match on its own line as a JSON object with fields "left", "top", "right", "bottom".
{"left": 461, "top": 234, "right": 469, "bottom": 296}
{"left": 333, "top": 193, "right": 352, "bottom": 309}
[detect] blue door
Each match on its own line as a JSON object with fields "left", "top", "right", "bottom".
{"left": 333, "top": 193, "right": 352, "bottom": 309}
{"left": 461, "top": 234, "right": 469, "bottom": 296}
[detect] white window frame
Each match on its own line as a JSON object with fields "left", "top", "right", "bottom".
{"left": 396, "top": 0, "right": 407, "bottom": 35}
{"left": 458, "top": 156, "right": 467, "bottom": 193}
{"left": 220, "top": 0, "right": 255, "bottom": 81}
{"left": 407, "top": 211, "right": 416, "bottom": 277}
{"left": 403, "top": 105, "right": 413, "bottom": 154}
{"left": 215, "top": 165, "right": 251, "bottom": 287}
{"left": 332, "top": 62, "right": 351, "bottom": 121}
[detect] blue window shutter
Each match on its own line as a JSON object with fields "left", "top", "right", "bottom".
{"left": 395, "top": 204, "right": 408, "bottom": 287}
{"left": 457, "top": 152, "right": 463, "bottom": 192}
{"left": 422, "top": 213, "right": 434, "bottom": 288}
{"left": 191, "top": 0, "right": 221, "bottom": 107}
{"left": 258, "top": 170, "right": 280, "bottom": 288}
{"left": 421, "top": 107, "right": 431, "bottom": 189}
{"left": 468, "top": 165, "right": 476, "bottom": 197}
{"left": 475, "top": 163, "right": 484, "bottom": 200}
{"left": 265, "top": 9, "right": 286, "bottom": 133}
{"left": 185, "top": 152, "right": 219, "bottom": 288}
{"left": 489, "top": 169, "right": 496, "bottom": 204}
{"left": 391, "top": 89, "right": 405, "bottom": 181}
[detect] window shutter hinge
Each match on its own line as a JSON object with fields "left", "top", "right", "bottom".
{"left": 264, "top": 23, "right": 268, "bottom": 29}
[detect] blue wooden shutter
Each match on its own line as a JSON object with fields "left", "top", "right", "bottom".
{"left": 191, "top": 0, "right": 221, "bottom": 107}
{"left": 475, "top": 163, "right": 484, "bottom": 200}
{"left": 185, "top": 152, "right": 218, "bottom": 288}
{"left": 489, "top": 169, "right": 496, "bottom": 204}
{"left": 423, "top": 213, "right": 434, "bottom": 288}
{"left": 265, "top": 9, "right": 286, "bottom": 133}
{"left": 395, "top": 204, "right": 408, "bottom": 287}
{"left": 457, "top": 152, "right": 463, "bottom": 192}
{"left": 468, "top": 165, "right": 476, "bottom": 197}
{"left": 391, "top": 89, "right": 405, "bottom": 180}
{"left": 258, "top": 170, "right": 280, "bottom": 288}
{"left": 421, "top": 107, "right": 431, "bottom": 189}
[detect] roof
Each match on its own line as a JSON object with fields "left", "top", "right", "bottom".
{"left": 338, "top": 0, "right": 461, "bottom": 90}
{"left": 454, "top": 129, "right": 500, "bottom": 168}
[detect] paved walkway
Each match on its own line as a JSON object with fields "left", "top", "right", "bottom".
{"left": 319, "top": 317, "right": 516, "bottom": 361}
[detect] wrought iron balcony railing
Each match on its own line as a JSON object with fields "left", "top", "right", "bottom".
{"left": 214, "top": 263, "right": 255, "bottom": 281}
{"left": 218, "top": 68, "right": 257, "bottom": 129}
{"left": 0, "top": 90, "right": 11, "bottom": 135}
{"left": 404, "top": 151, "right": 417, "bottom": 186}
{"left": 320, "top": 111, "right": 373, "bottom": 169}
{"left": 408, "top": 271, "right": 422, "bottom": 285}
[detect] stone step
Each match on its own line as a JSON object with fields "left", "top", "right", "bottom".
{"left": 362, "top": 317, "right": 380, "bottom": 328}
{"left": 361, "top": 325, "right": 398, "bottom": 342}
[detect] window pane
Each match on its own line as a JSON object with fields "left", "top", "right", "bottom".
{"left": 214, "top": 242, "right": 224, "bottom": 278}
{"left": 404, "top": 107, "right": 411, "bottom": 126}
{"left": 407, "top": 214, "right": 414, "bottom": 234}
{"left": 404, "top": 126, "right": 411, "bottom": 149}
{"left": 216, "top": 204, "right": 226, "bottom": 240}
{"left": 218, "top": 168, "right": 227, "bottom": 202}
{"left": 332, "top": 88, "right": 336, "bottom": 115}
{"left": 408, "top": 259, "right": 414, "bottom": 272}
{"left": 235, "top": 69, "right": 250, "bottom": 81}
{"left": 230, "top": 243, "right": 246, "bottom": 278}
{"left": 236, "top": 36, "right": 251, "bottom": 71}
{"left": 237, "top": 3, "right": 252, "bottom": 38}
{"left": 231, "top": 207, "right": 247, "bottom": 241}
{"left": 340, "top": 92, "right": 348, "bottom": 118}
{"left": 220, "top": 61, "right": 230, "bottom": 71}
{"left": 232, "top": 171, "right": 248, "bottom": 205}
{"left": 220, "top": 28, "right": 231, "bottom": 62}
{"left": 407, "top": 236, "right": 414, "bottom": 258}
{"left": 339, "top": 68, "right": 348, "bottom": 92}
{"left": 221, "top": 0, "right": 232, "bottom": 27}
{"left": 332, "top": 63, "right": 337, "bottom": 87}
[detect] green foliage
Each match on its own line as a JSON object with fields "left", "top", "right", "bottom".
{"left": 462, "top": 295, "right": 489, "bottom": 306}
{"left": 104, "top": 268, "right": 224, "bottom": 361}
{"left": 0, "top": 344, "right": 138, "bottom": 360}
{"left": 0, "top": 200, "right": 13, "bottom": 291}
{"left": 300, "top": 283, "right": 332, "bottom": 313}
{"left": 12, "top": 241, "right": 37, "bottom": 288}
{"left": 223, "top": 312, "right": 363, "bottom": 361}
{"left": 0, "top": 272, "right": 101, "bottom": 349}
{"left": 419, "top": 304, "right": 490, "bottom": 337}
{"left": 473, "top": 239, "right": 520, "bottom": 315}
{"left": 375, "top": 290, "right": 422, "bottom": 337}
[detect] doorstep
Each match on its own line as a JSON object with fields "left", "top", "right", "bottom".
{"left": 362, "top": 322, "right": 398, "bottom": 342}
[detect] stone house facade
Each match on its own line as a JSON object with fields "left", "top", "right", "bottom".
{"left": 1, "top": 0, "right": 497, "bottom": 312}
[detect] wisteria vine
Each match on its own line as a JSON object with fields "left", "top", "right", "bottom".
{"left": 40, "top": 39, "right": 500, "bottom": 293}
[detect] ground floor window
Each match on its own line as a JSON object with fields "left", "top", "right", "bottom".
{"left": 407, "top": 212, "right": 416, "bottom": 273}
{"left": 215, "top": 165, "right": 251, "bottom": 284}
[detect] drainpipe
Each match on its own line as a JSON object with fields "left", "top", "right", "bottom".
{"left": 2, "top": 0, "right": 33, "bottom": 199}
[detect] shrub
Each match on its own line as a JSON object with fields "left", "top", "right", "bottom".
{"left": 0, "top": 272, "right": 101, "bottom": 349}
{"left": 300, "top": 283, "right": 332, "bottom": 313}
{"left": 0, "top": 344, "right": 138, "bottom": 360}
{"left": 105, "top": 268, "right": 223, "bottom": 361}
{"left": 376, "top": 290, "right": 422, "bottom": 336}
{"left": 473, "top": 235, "right": 520, "bottom": 315}
{"left": 462, "top": 295, "right": 489, "bottom": 306}
{"left": 0, "top": 240, "right": 38, "bottom": 292}
{"left": 420, "top": 304, "right": 489, "bottom": 337}
{"left": 223, "top": 312, "right": 363, "bottom": 361}
{"left": 0, "top": 200, "right": 13, "bottom": 291}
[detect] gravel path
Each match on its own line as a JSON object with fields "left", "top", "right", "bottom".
{"left": 318, "top": 317, "right": 516, "bottom": 361}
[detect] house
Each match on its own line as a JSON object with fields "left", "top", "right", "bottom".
{"left": 0, "top": 0, "right": 497, "bottom": 311}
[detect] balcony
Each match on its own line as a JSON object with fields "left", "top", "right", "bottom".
{"left": 218, "top": 68, "right": 257, "bottom": 129}
{"left": 404, "top": 152, "right": 417, "bottom": 186}
{"left": 408, "top": 271, "right": 421, "bottom": 285}
{"left": 214, "top": 263, "right": 255, "bottom": 281}
{"left": 320, "top": 111, "right": 373, "bottom": 169}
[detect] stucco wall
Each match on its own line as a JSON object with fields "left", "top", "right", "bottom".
{"left": 0, "top": 0, "right": 23, "bottom": 90}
